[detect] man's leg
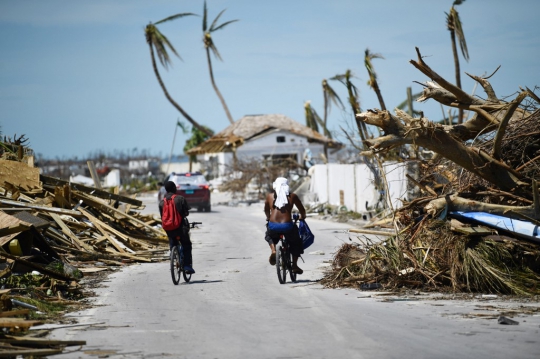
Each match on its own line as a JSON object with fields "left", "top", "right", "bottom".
{"left": 289, "top": 229, "right": 304, "bottom": 274}
{"left": 179, "top": 234, "right": 193, "bottom": 267}
{"left": 167, "top": 231, "right": 178, "bottom": 250}
{"left": 265, "top": 230, "right": 277, "bottom": 265}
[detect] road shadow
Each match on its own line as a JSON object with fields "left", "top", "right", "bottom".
{"left": 290, "top": 279, "right": 319, "bottom": 284}
{"left": 182, "top": 279, "right": 224, "bottom": 285}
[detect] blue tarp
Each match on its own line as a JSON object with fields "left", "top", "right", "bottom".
{"left": 449, "top": 211, "right": 540, "bottom": 244}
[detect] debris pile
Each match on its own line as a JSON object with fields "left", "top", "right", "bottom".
{"left": 322, "top": 49, "right": 540, "bottom": 296}
{"left": 0, "top": 145, "right": 167, "bottom": 356}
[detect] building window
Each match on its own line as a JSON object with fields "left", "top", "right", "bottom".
{"left": 276, "top": 136, "right": 286, "bottom": 143}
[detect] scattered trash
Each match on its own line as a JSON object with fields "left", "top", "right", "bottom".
{"left": 309, "top": 250, "right": 325, "bottom": 255}
{"left": 497, "top": 316, "right": 519, "bottom": 325}
{"left": 399, "top": 267, "right": 415, "bottom": 276}
{"left": 11, "top": 299, "right": 38, "bottom": 311}
{"left": 360, "top": 283, "right": 382, "bottom": 290}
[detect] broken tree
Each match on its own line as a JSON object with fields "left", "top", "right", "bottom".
{"left": 322, "top": 47, "right": 540, "bottom": 295}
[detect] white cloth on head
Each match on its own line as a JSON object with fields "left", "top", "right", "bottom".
{"left": 273, "top": 177, "right": 289, "bottom": 209}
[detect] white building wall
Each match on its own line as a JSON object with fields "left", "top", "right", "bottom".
{"left": 238, "top": 129, "right": 338, "bottom": 164}
{"left": 160, "top": 162, "right": 201, "bottom": 175}
{"left": 129, "top": 160, "right": 148, "bottom": 171}
{"left": 197, "top": 130, "right": 342, "bottom": 177}
{"left": 309, "top": 163, "right": 408, "bottom": 212}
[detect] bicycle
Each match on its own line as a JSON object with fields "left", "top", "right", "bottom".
{"left": 170, "top": 221, "right": 202, "bottom": 285}
{"left": 275, "top": 214, "right": 300, "bottom": 284}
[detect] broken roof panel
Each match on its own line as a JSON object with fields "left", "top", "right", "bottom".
{"left": 187, "top": 114, "right": 343, "bottom": 155}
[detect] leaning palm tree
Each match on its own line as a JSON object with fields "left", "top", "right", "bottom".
{"left": 145, "top": 14, "right": 212, "bottom": 136}
{"left": 202, "top": 0, "right": 238, "bottom": 125}
{"left": 331, "top": 70, "right": 367, "bottom": 142}
{"left": 322, "top": 79, "right": 344, "bottom": 139}
{"left": 304, "top": 100, "right": 322, "bottom": 133}
{"left": 364, "top": 49, "right": 387, "bottom": 111}
{"left": 446, "top": 0, "right": 469, "bottom": 124}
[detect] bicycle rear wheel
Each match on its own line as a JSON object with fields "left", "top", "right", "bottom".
{"left": 276, "top": 244, "right": 287, "bottom": 284}
{"left": 289, "top": 251, "right": 297, "bottom": 282}
{"left": 182, "top": 264, "right": 192, "bottom": 282}
{"left": 170, "top": 247, "right": 181, "bottom": 285}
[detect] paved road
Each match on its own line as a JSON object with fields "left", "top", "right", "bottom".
{"left": 49, "top": 193, "right": 540, "bottom": 358}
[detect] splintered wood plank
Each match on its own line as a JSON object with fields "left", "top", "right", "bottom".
{"left": 0, "top": 211, "right": 33, "bottom": 247}
{"left": 78, "top": 207, "right": 152, "bottom": 250}
{"left": 74, "top": 191, "right": 164, "bottom": 237}
{"left": 0, "top": 317, "right": 43, "bottom": 328}
{"left": 0, "top": 160, "right": 40, "bottom": 190}
{"left": 0, "top": 198, "right": 83, "bottom": 217}
{"left": 0, "top": 309, "right": 30, "bottom": 317}
{"left": 452, "top": 226, "right": 494, "bottom": 236}
{"left": 41, "top": 174, "right": 142, "bottom": 206}
{"left": 0, "top": 347, "right": 63, "bottom": 356}
{"left": 78, "top": 208, "right": 126, "bottom": 253}
{"left": 0, "top": 223, "right": 30, "bottom": 237}
{"left": 104, "top": 248, "right": 152, "bottom": 262}
{"left": 49, "top": 213, "right": 86, "bottom": 251}
{"left": 3, "top": 334, "right": 86, "bottom": 346}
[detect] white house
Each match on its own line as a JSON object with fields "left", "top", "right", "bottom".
{"left": 159, "top": 155, "right": 201, "bottom": 176}
{"left": 187, "top": 114, "right": 344, "bottom": 178}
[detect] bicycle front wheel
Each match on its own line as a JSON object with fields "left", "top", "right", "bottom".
{"left": 276, "top": 244, "right": 286, "bottom": 284}
{"left": 170, "top": 247, "right": 182, "bottom": 285}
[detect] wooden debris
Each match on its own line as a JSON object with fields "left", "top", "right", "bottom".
{"left": 0, "top": 155, "right": 169, "bottom": 356}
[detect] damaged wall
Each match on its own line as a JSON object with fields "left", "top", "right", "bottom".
{"left": 308, "top": 163, "right": 408, "bottom": 212}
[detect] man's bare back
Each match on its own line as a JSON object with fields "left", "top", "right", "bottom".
{"left": 264, "top": 192, "right": 306, "bottom": 223}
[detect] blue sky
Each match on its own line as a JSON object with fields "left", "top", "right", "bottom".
{"left": 1, "top": 0, "right": 539, "bottom": 160}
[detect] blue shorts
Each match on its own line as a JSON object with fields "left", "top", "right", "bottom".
{"left": 264, "top": 221, "right": 303, "bottom": 256}
{"left": 267, "top": 221, "right": 295, "bottom": 232}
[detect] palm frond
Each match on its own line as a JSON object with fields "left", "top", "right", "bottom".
{"left": 452, "top": 10, "right": 469, "bottom": 61}
{"left": 209, "top": 9, "right": 227, "bottom": 31}
{"left": 145, "top": 23, "right": 180, "bottom": 68}
{"left": 364, "top": 49, "right": 383, "bottom": 86}
{"left": 331, "top": 70, "right": 360, "bottom": 114}
{"left": 211, "top": 19, "right": 239, "bottom": 32}
{"left": 203, "top": 0, "right": 208, "bottom": 31}
{"left": 155, "top": 12, "right": 198, "bottom": 25}
{"left": 304, "top": 101, "right": 320, "bottom": 133}
{"left": 447, "top": 6, "right": 469, "bottom": 62}
{"left": 209, "top": 39, "right": 222, "bottom": 61}
{"left": 323, "top": 80, "right": 344, "bottom": 110}
{"left": 177, "top": 120, "right": 189, "bottom": 135}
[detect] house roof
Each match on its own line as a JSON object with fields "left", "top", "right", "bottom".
{"left": 186, "top": 114, "right": 343, "bottom": 155}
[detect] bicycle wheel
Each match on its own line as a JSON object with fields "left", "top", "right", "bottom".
{"left": 182, "top": 262, "right": 192, "bottom": 283}
{"left": 178, "top": 245, "right": 192, "bottom": 283}
{"left": 170, "top": 247, "right": 181, "bottom": 285}
{"left": 289, "top": 250, "right": 297, "bottom": 282}
{"left": 276, "top": 244, "right": 287, "bottom": 284}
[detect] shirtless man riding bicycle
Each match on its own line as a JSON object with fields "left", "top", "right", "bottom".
{"left": 264, "top": 177, "right": 306, "bottom": 274}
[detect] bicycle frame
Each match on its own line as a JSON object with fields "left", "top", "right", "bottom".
{"left": 170, "top": 221, "right": 202, "bottom": 285}
{"left": 276, "top": 233, "right": 297, "bottom": 284}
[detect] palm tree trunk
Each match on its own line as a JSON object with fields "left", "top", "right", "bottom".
{"left": 206, "top": 49, "right": 235, "bottom": 124}
{"left": 322, "top": 96, "right": 329, "bottom": 160}
{"left": 149, "top": 46, "right": 212, "bottom": 137}
{"left": 372, "top": 80, "right": 387, "bottom": 111}
{"left": 450, "top": 29, "right": 464, "bottom": 124}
